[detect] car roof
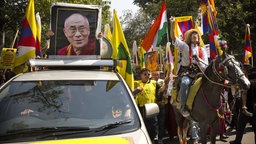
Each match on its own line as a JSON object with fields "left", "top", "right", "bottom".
{"left": 13, "top": 70, "right": 120, "bottom": 81}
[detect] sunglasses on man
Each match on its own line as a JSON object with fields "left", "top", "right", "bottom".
{"left": 143, "top": 73, "right": 150, "bottom": 77}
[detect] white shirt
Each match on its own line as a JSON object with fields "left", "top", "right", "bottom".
{"left": 174, "top": 38, "right": 208, "bottom": 69}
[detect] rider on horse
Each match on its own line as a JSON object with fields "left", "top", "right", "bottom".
{"left": 169, "top": 16, "right": 209, "bottom": 117}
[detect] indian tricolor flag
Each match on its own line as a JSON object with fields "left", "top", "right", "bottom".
{"left": 141, "top": 0, "right": 168, "bottom": 52}
{"left": 242, "top": 24, "right": 253, "bottom": 64}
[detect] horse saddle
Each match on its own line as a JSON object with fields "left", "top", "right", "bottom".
{"left": 171, "top": 77, "right": 202, "bottom": 110}
{"left": 186, "top": 77, "right": 202, "bottom": 110}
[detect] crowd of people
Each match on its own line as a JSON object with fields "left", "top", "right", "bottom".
{"left": 130, "top": 16, "right": 256, "bottom": 144}
{"left": 0, "top": 12, "right": 255, "bottom": 144}
{"left": 132, "top": 64, "right": 255, "bottom": 144}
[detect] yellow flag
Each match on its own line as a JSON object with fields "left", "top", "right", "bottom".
{"left": 138, "top": 44, "right": 145, "bottom": 69}
{"left": 111, "top": 9, "right": 134, "bottom": 91}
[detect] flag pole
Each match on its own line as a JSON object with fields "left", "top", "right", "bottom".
{"left": 10, "top": 29, "right": 19, "bottom": 48}
{"left": 247, "top": 24, "right": 254, "bottom": 66}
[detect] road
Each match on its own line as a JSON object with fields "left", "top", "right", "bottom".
{"left": 159, "top": 124, "right": 254, "bottom": 144}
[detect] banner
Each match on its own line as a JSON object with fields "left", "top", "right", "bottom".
{"left": 0, "top": 48, "right": 17, "bottom": 69}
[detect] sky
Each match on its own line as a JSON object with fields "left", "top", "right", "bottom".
{"left": 110, "top": 0, "right": 139, "bottom": 16}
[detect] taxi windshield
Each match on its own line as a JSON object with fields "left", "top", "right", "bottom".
{"left": 0, "top": 80, "right": 139, "bottom": 141}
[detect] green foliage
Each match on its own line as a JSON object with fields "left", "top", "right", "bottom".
{"left": 1, "top": 0, "right": 28, "bottom": 48}
{"left": 215, "top": 0, "right": 256, "bottom": 61}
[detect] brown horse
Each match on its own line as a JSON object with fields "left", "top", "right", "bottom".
{"left": 172, "top": 52, "right": 250, "bottom": 144}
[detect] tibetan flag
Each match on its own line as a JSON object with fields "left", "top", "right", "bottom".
{"left": 207, "top": 4, "right": 222, "bottom": 60}
{"left": 15, "top": 0, "right": 39, "bottom": 67}
{"left": 208, "top": 0, "right": 217, "bottom": 16}
{"left": 112, "top": 9, "right": 134, "bottom": 91}
{"left": 166, "top": 42, "right": 174, "bottom": 69}
{"left": 177, "top": 18, "right": 193, "bottom": 38}
{"left": 141, "top": 0, "right": 168, "bottom": 52}
{"left": 198, "top": 3, "right": 209, "bottom": 34}
{"left": 173, "top": 16, "right": 193, "bottom": 75}
{"left": 201, "top": 0, "right": 217, "bottom": 16}
{"left": 242, "top": 24, "right": 252, "bottom": 64}
{"left": 208, "top": 32, "right": 218, "bottom": 60}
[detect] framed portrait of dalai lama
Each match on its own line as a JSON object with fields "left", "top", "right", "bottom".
{"left": 49, "top": 2, "right": 102, "bottom": 56}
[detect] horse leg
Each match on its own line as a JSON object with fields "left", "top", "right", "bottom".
{"left": 182, "top": 120, "right": 189, "bottom": 144}
{"left": 209, "top": 120, "right": 219, "bottom": 144}
{"left": 199, "top": 122, "right": 208, "bottom": 144}
{"left": 177, "top": 126, "right": 183, "bottom": 144}
{"left": 182, "top": 127, "right": 188, "bottom": 144}
{"left": 177, "top": 126, "right": 184, "bottom": 144}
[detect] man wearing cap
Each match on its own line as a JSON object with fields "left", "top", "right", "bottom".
{"left": 169, "top": 16, "right": 209, "bottom": 117}
{"left": 133, "top": 68, "right": 159, "bottom": 142}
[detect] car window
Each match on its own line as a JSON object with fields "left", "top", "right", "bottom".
{"left": 0, "top": 80, "right": 140, "bottom": 138}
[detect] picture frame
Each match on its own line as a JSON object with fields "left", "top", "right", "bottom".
{"left": 144, "top": 51, "right": 159, "bottom": 72}
{"left": 49, "top": 2, "right": 102, "bottom": 56}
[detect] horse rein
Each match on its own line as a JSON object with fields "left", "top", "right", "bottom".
{"left": 194, "top": 55, "right": 246, "bottom": 119}
{"left": 194, "top": 57, "right": 227, "bottom": 119}
{"left": 193, "top": 56, "right": 231, "bottom": 88}
{"left": 217, "top": 56, "right": 245, "bottom": 84}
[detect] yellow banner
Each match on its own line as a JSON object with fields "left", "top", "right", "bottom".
{"left": 0, "top": 48, "right": 17, "bottom": 69}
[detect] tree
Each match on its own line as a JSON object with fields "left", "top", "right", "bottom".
{"left": 121, "top": 9, "right": 154, "bottom": 50}
{"left": 1, "top": 0, "right": 28, "bottom": 48}
{"left": 215, "top": 0, "right": 256, "bottom": 62}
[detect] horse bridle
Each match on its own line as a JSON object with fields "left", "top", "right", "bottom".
{"left": 194, "top": 55, "right": 244, "bottom": 88}
{"left": 213, "top": 55, "right": 245, "bottom": 84}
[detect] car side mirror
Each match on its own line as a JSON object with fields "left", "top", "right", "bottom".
{"left": 144, "top": 103, "right": 159, "bottom": 119}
